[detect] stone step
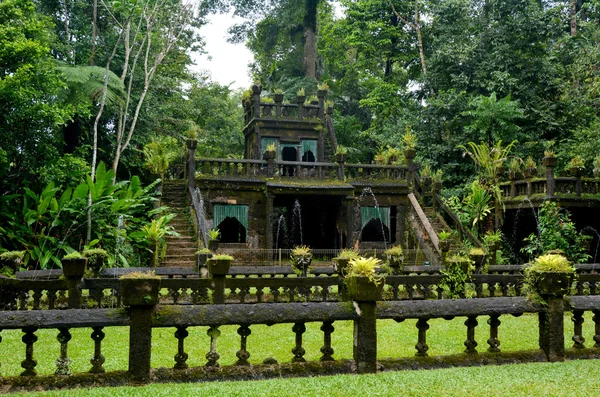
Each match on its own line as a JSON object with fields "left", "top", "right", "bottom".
{"left": 161, "top": 260, "right": 196, "bottom": 268}
{"left": 165, "top": 247, "right": 197, "bottom": 254}
{"left": 164, "top": 254, "right": 196, "bottom": 261}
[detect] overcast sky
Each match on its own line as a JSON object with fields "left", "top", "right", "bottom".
{"left": 192, "top": 4, "right": 344, "bottom": 90}
{"left": 192, "top": 12, "right": 254, "bottom": 90}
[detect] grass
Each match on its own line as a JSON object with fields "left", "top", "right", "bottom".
{"left": 8, "top": 359, "right": 600, "bottom": 396}
{"left": 1, "top": 312, "right": 597, "bottom": 377}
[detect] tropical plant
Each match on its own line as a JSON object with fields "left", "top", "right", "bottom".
{"left": 335, "top": 249, "right": 359, "bottom": 260}
{"left": 469, "top": 248, "right": 485, "bottom": 256}
{"left": 483, "top": 230, "right": 503, "bottom": 246}
{"left": 508, "top": 158, "right": 522, "bottom": 172}
{"left": 459, "top": 140, "right": 516, "bottom": 183}
{"left": 63, "top": 252, "right": 83, "bottom": 260}
{"left": 569, "top": 155, "right": 585, "bottom": 169}
{"left": 196, "top": 248, "right": 211, "bottom": 254}
{"left": 544, "top": 150, "right": 555, "bottom": 158}
{"left": 211, "top": 254, "right": 234, "bottom": 261}
{"left": 438, "top": 231, "right": 452, "bottom": 241}
{"left": 296, "top": 88, "right": 305, "bottom": 97}
{"left": 521, "top": 202, "right": 590, "bottom": 263}
{"left": 402, "top": 126, "right": 417, "bottom": 150}
{"left": 463, "top": 180, "right": 492, "bottom": 235}
{"left": 265, "top": 143, "right": 277, "bottom": 153}
{"left": 207, "top": 229, "right": 221, "bottom": 241}
{"left": 420, "top": 163, "right": 432, "bottom": 179}
{"left": 335, "top": 145, "right": 348, "bottom": 155}
{"left": 291, "top": 245, "right": 312, "bottom": 257}
{"left": 130, "top": 214, "right": 178, "bottom": 267}
{"left": 384, "top": 245, "right": 404, "bottom": 269}
{"left": 594, "top": 156, "right": 600, "bottom": 176}
{"left": 525, "top": 156, "right": 536, "bottom": 170}
{"left": 440, "top": 255, "right": 472, "bottom": 299}
{"left": 346, "top": 256, "right": 384, "bottom": 285}
{"left": 432, "top": 169, "right": 443, "bottom": 184}
{"left": 143, "top": 136, "right": 181, "bottom": 180}
{"left": 273, "top": 88, "right": 283, "bottom": 95}
{"left": 317, "top": 82, "right": 329, "bottom": 91}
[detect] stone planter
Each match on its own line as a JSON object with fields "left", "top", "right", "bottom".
{"left": 386, "top": 255, "right": 404, "bottom": 274}
{"left": 207, "top": 259, "right": 231, "bottom": 276}
{"left": 62, "top": 258, "right": 87, "bottom": 278}
{"left": 273, "top": 94, "right": 284, "bottom": 103}
{"left": 292, "top": 254, "right": 312, "bottom": 275}
{"left": 317, "top": 89, "right": 328, "bottom": 98}
{"left": 263, "top": 151, "right": 276, "bottom": 161}
{"left": 403, "top": 149, "right": 416, "bottom": 161}
{"left": 208, "top": 239, "right": 220, "bottom": 252}
{"left": 469, "top": 254, "right": 486, "bottom": 274}
{"left": 432, "top": 181, "right": 442, "bottom": 191}
{"left": 524, "top": 167, "right": 537, "bottom": 178}
{"left": 489, "top": 241, "right": 501, "bottom": 251}
{"left": 569, "top": 167, "right": 584, "bottom": 177}
{"left": 335, "top": 153, "right": 347, "bottom": 163}
{"left": 496, "top": 165, "right": 506, "bottom": 178}
{"left": 120, "top": 277, "right": 161, "bottom": 306}
{"left": 543, "top": 156, "right": 557, "bottom": 168}
{"left": 345, "top": 276, "right": 384, "bottom": 301}
{"left": 508, "top": 171, "right": 522, "bottom": 180}
{"left": 296, "top": 95, "right": 306, "bottom": 104}
{"left": 439, "top": 240, "right": 451, "bottom": 252}
{"left": 531, "top": 272, "right": 574, "bottom": 297}
{"left": 186, "top": 139, "right": 197, "bottom": 150}
{"left": 333, "top": 258, "right": 350, "bottom": 275}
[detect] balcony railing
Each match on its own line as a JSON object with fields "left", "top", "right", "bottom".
{"left": 193, "top": 158, "right": 410, "bottom": 182}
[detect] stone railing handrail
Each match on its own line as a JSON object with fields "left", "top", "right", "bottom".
{"left": 1, "top": 294, "right": 598, "bottom": 388}
{"left": 499, "top": 168, "right": 600, "bottom": 200}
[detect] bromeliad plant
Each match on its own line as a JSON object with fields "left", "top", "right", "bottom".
{"left": 524, "top": 253, "right": 575, "bottom": 300}
{"left": 346, "top": 256, "right": 385, "bottom": 285}
{"left": 344, "top": 256, "right": 386, "bottom": 301}
{"left": 291, "top": 245, "right": 312, "bottom": 273}
{"left": 384, "top": 245, "right": 404, "bottom": 271}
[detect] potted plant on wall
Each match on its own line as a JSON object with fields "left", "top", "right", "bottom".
{"left": 438, "top": 231, "right": 452, "bottom": 252}
{"left": 344, "top": 256, "right": 385, "bottom": 301}
{"left": 332, "top": 249, "right": 359, "bottom": 275}
{"left": 524, "top": 253, "right": 575, "bottom": 299}
{"left": 468, "top": 247, "right": 486, "bottom": 274}
{"left": 317, "top": 82, "right": 329, "bottom": 97}
{"left": 508, "top": 158, "right": 522, "bottom": 180}
{"left": 524, "top": 156, "right": 537, "bottom": 178}
{"left": 0, "top": 251, "right": 24, "bottom": 273}
{"left": 441, "top": 254, "right": 472, "bottom": 298}
{"left": 384, "top": 245, "right": 404, "bottom": 274}
{"left": 207, "top": 228, "right": 220, "bottom": 251}
{"left": 263, "top": 143, "right": 277, "bottom": 160}
{"left": 568, "top": 155, "right": 585, "bottom": 177}
{"left": 291, "top": 245, "right": 312, "bottom": 275}
{"left": 119, "top": 271, "right": 161, "bottom": 306}
{"left": 196, "top": 247, "right": 212, "bottom": 275}
{"left": 273, "top": 88, "right": 284, "bottom": 103}
{"left": 62, "top": 252, "right": 88, "bottom": 278}
{"left": 543, "top": 150, "right": 557, "bottom": 168}
{"left": 296, "top": 88, "right": 306, "bottom": 104}
{"left": 420, "top": 163, "right": 432, "bottom": 187}
{"left": 207, "top": 254, "right": 234, "bottom": 276}
{"left": 83, "top": 247, "right": 108, "bottom": 274}
{"left": 335, "top": 145, "right": 348, "bottom": 163}
{"left": 402, "top": 126, "right": 417, "bottom": 160}
{"left": 432, "top": 169, "right": 443, "bottom": 191}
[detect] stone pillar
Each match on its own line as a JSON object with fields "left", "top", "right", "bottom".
{"left": 317, "top": 89, "right": 327, "bottom": 120}
{"left": 128, "top": 305, "right": 154, "bottom": 382}
{"left": 538, "top": 296, "right": 565, "bottom": 362}
{"left": 266, "top": 157, "right": 276, "bottom": 177}
{"left": 353, "top": 300, "right": 377, "bottom": 373}
{"left": 252, "top": 84, "right": 261, "bottom": 119}
{"left": 62, "top": 259, "right": 87, "bottom": 309}
{"left": 337, "top": 156, "right": 345, "bottom": 181}
{"left": 346, "top": 196, "right": 355, "bottom": 249}
{"left": 296, "top": 144, "right": 302, "bottom": 177}
{"left": 543, "top": 156, "right": 556, "bottom": 198}
{"left": 212, "top": 275, "right": 226, "bottom": 304}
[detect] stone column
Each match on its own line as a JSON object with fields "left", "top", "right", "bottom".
{"left": 353, "top": 299, "right": 378, "bottom": 373}
{"left": 252, "top": 84, "right": 261, "bottom": 119}
{"left": 346, "top": 196, "right": 355, "bottom": 248}
{"left": 539, "top": 296, "right": 565, "bottom": 362}
{"left": 543, "top": 156, "right": 556, "bottom": 198}
{"left": 396, "top": 205, "right": 406, "bottom": 248}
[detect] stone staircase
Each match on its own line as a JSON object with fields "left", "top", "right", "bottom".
{"left": 161, "top": 182, "right": 197, "bottom": 269}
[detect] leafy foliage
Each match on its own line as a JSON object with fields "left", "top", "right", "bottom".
{"left": 521, "top": 202, "right": 591, "bottom": 264}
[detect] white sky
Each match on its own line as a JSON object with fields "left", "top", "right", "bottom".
{"left": 192, "top": 4, "right": 344, "bottom": 90}
{"left": 192, "top": 12, "right": 254, "bottom": 90}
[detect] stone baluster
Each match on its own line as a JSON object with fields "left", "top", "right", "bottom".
{"left": 55, "top": 328, "right": 72, "bottom": 375}
{"left": 464, "top": 316, "right": 478, "bottom": 354}
{"left": 292, "top": 322, "right": 307, "bottom": 362}
{"left": 487, "top": 314, "right": 501, "bottom": 352}
{"left": 572, "top": 311, "right": 585, "bottom": 349}
{"left": 206, "top": 325, "right": 221, "bottom": 367}
{"left": 174, "top": 326, "right": 189, "bottom": 370}
{"left": 415, "top": 318, "right": 430, "bottom": 356}
{"left": 20, "top": 327, "right": 38, "bottom": 376}
{"left": 593, "top": 310, "right": 600, "bottom": 349}
{"left": 235, "top": 325, "right": 251, "bottom": 366}
{"left": 320, "top": 321, "right": 335, "bottom": 361}
{"left": 89, "top": 326, "right": 106, "bottom": 373}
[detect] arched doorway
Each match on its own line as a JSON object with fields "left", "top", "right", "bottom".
{"left": 218, "top": 217, "right": 247, "bottom": 243}
{"left": 281, "top": 145, "right": 297, "bottom": 176}
{"left": 361, "top": 218, "right": 390, "bottom": 242}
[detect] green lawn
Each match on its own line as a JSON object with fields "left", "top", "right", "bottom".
{"left": 9, "top": 359, "right": 600, "bottom": 396}
{"left": 1, "top": 312, "right": 598, "bottom": 395}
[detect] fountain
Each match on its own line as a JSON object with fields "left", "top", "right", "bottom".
{"left": 291, "top": 199, "right": 303, "bottom": 245}
{"left": 275, "top": 214, "right": 288, "bottom": 250}
{"left": 354, "top": 187, "right": 388, "bottom": 249}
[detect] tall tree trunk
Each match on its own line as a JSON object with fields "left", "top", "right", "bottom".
{"left": 571, "top": 0, "right": 577, "bottom": 36}
{"left": 303, "top": 0, "right": 319, "bottom": 81}
{"left": 90, "top": 0, "right": 98, "bottom": 65}
{"left": 387, "top": 0, "right": 427, "bottom": 76}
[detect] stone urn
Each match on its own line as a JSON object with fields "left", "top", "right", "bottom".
{"left": 439, "top": 240, "right": 451, "bottom": 252}
{"left": 333, "top": 258, "right": 350, "bottom": 275}
{"left": 292, "top": 254, "right": 312, "bottom": 275}
{"left": 531, "top": 272, "right": 574, "bottom": 297}
{"left": 543, "top": 156, "right": 557, "bottom": 168}
{"left": 345, "top": 276, "right": 384, "bottom": 301}
{"left": 432, "top": 181, "right": 443, "bottom": 191}
{"left": 263, "top": 151, "right": 276, "bottom": 161}
{"left": 62, "top": 258, "right": 88, "bottom": 278}
{"left": 404, "top": 149, "right": 416, "bottom": 161}
{"left": 208, "top": 239, "right": 220, "bottom": 251}
{"left": 207, "top": 258, "right": 232, "bottom": 276}
{"left": 296, "top": 95, "right": 306, "bottom": 104}
{"left": 335, "top": 153, "right": 347, "bottom": 163}
{"left": 273, "top": 93, "right": 284, "bottom": 103}
{"left": 569, "top": 167, "right": 584, "bottom": 177}
{"left": 317, "top": 89, "right": 328, "bottom": 98}
{"left": 120, "top": 277, "right": 161, "bottom": 306}
{"left": 524, "top": 167, "right": 537, "bottom": 179}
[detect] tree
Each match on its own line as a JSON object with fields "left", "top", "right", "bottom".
{"left": 462, "top": 93, "right": 524, "bottom": 145}
{"left": 0, "top": 0, "right": 74, "bottom": 186}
